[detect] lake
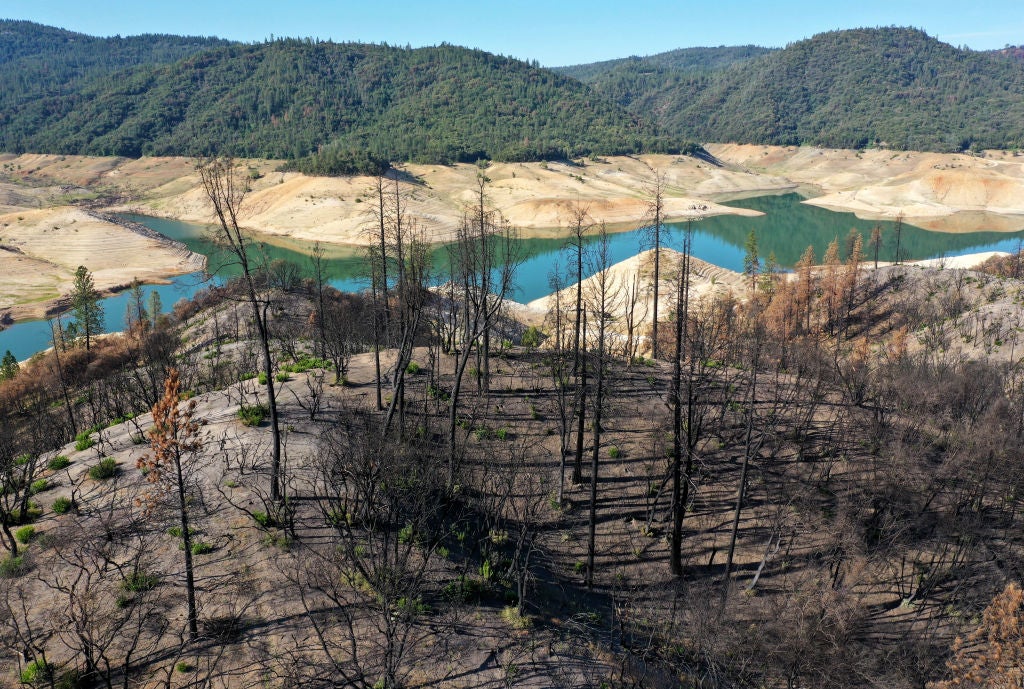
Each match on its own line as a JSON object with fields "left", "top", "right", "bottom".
{"left": 3, "top": 193, "right": 1023, "bottom": 360}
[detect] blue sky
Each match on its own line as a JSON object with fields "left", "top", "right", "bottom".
{"left": 4, "top": 0, "right": 1022, "bottom": 65}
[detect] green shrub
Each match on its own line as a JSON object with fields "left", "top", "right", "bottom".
{"left": 122, "top": 571, "right": 160, "bottom": 592}
{"left": 405, "top": 361, "right": 421, "bottom": 374}
{"left": 47, "top": 455, "right": 70, "bottom": 471}
{"left": 608, "top": 446, "right": 622, "bottom": 459}
{"left": 257, "top": 371, "right": 268, "bottom": 385}
{"left": 398, "top": 524, "right": 414, "bottom": 544}
{"left": 442, "top": 574, "right": 486, "bottom": 603}
{"left": 88, "top": 458, "right": 117, "bottom": 480}
{"left": 239, "top": 371, "right": 257, "bottom": 381}
{"left": 237, "top": 404, "right": 269, "bottom": 427}
{"left": 290, "top": 356, "right": 331, "bottom": 372}
{"left": 176, "top": 662, "right": 195, "bottom": 673}
{"left": 9, "top": 503, "right": 42, "bottom": 524}
{"left": 74, "top": 431, "right": 95, "bottom": 451}
{"left": 0, "top": 554, "right": 27, "bottom": 578}
{"left": 14, "top": 453, "right": 31, "bottom": 466}
{"left": 426, "top": 383, "right": 450, "bottom": 401}
{"left": 51, "top": 496, "right": 73, "bottom": 514}
{"left": 479, "top": 558, "right": 494, "bottom": 581}
{"left": 521, "top": 326, "right": 542, "bottom": 348}
{"left": 261, "top": 533, "right": 292, "bottom": 550}
{"left": 501, "top": 605, "right": 532, "bottom": 629}
{"left": 496, "top": 428, "right": 509, "bottom": 441}
{"left": 167, "top": 526, "right": 189, "bottom": 538}
{"left": 275, "top": 372, "right": 290, "bottom": 382}
{"left": 326, "top": 509, "right": 349, "bottom": 527}
{"left": 191, "top": 541, "right": 214, "bottom": 555}
{"left": 107, "top": 413, "right": 134, "bottom": 428}
{"left": 252, "top": 511, "right": 275, "bottom": 528}
{"left": 396, "top": 596, "right": 429, "bottom": 616}
{"left": 20, "top": 659, "right": 52, "bottom": 684}
{"left": 15, "top": 525, "right": 35, "bottom": 544}
{"left": 55, "top": 668, "right": 82, "bottom": 689}
{"left": 29, "top": 479, "right": 49, "bottom": 495}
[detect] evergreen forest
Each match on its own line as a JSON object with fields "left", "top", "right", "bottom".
{"left": 3, "top": 22, "right": 1024, "bottom": 172}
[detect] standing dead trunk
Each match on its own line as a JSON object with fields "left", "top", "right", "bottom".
{"left": 197, "top": 157, "right": 283, "bottom": 503}
{"left": 573, "top": 309, "right": 588, "bottom": 484}
{"left": 670, "top": 223, "right": 693, "bottom": 576}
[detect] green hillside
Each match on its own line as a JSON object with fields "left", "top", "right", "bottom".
{"left": 555, "top": 45, "right": 774, "bottom": 82}
{"left": 0, "top": 27, "right": 688, "bottom": 172}
{"left": 3, "top": 23, "right": 1023, "bottom": 167}
{"left": 567, "top": 28, "right": 1024, "bottom": 152}
{"left": 0, "top": 20, "right": 228, "bottom": 110}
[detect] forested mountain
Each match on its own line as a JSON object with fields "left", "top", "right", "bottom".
{"left": 564, "top": 28, "right": 1024, "bottom": 151}
{"left": 0, "top": 25, "right": 688, "bottom": 172}
{"left": 2, "top": 23, "right": 1023, "bottom": 168}
{"left": 555, "top": 45, "right": 774, "bottom": 81}
{"left": 0, "top": 21, "right": 228, "bottom": 110}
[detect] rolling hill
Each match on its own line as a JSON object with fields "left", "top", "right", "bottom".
{"left": 564, "top": 28, "right": 1024, "bottom": 152}
{"left": 0, "top": 23, "right": 689, "bottom": 172}
{"left": 2, "top": 23, "right": 1024, "bottom": 170}
{"left": 0, "top": 20, "right": 228, "bottom": 110}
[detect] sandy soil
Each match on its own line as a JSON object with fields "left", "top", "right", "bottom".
{"left": 6, "top": 149, "right": 1024, "bottom": 245}
{"left": 507, "top": 248, "right": 744, "bottom": 357}
{"left": 0, "top": 206, "right": 205, "bottom": 322}
{"left": 706, "top": 144, "right": 1024, "bottom": 231}
{"left": 3, "top": 153, "right": 778, "bottom": 247}
{"left": 4, "top": 147, "right": 1024, "bottom": 323}
{"left": 910, "top": 251, "right": 1010, "bottom": 270}
{"left": 107, "top": 155, "right": 770, "bottom": 245}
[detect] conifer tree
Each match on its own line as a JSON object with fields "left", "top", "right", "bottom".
{"left": 125, "top": 278, "right": 148, "bottom": 334}
{"left": 148, "top": 290, "right": 163, "bottom": 329}
{"left": 0, "top": 351, "right": 17, "bottom": 381}
{"left": 69, "top": 265, "right": 104, "bottom": 351}
{"left": 743, "top": 229, "right": 760, "bottom": 293}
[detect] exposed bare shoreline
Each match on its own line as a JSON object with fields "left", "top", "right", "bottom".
{"left": 2, "top": 145, "right": 1024, "bottom": 323}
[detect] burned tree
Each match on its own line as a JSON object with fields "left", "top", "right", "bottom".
{"left": 137, "top": 368, "right": 204, "bottom": 641}
{"left": 197, "top": 156, "right": 283, "bottom": 503}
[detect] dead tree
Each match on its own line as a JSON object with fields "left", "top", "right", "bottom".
{"left": 298, "top": 411, "right": 451, "bottom": 689}
{"left": 670, "top": 220, "right": 694, "bottom": 576}
{"left": 445, "top": 200, "right": 519, "bottom": 487}
{"left": 197, "top": 156, "right": 283, "bottom": 503}
{"left": 545, "top": 263, "right": 575, "bottom": 506}
{"left": 641, "top": 170, "right": 666, "bottom": 358}
{"left": 137, "top": 368, "right": 204, "bottom": 642}
{"left": 585, "top": 224, "right": 620, "bottom": 588}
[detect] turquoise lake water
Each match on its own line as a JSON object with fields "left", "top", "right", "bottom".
{"left": 3, "top": 193, "right": 1023, "bottom": 360}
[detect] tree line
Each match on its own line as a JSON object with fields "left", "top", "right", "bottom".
{"left": 0, "top": 27, "right": 691, "bottom": 171}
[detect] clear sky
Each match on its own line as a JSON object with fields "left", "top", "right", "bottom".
{"left": 3, "top": 0, "right": 1022, "bottom": 65}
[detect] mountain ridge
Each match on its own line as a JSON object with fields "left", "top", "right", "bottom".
{"left": 1, "top": 23, "right": 1023, "bottom": 168}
